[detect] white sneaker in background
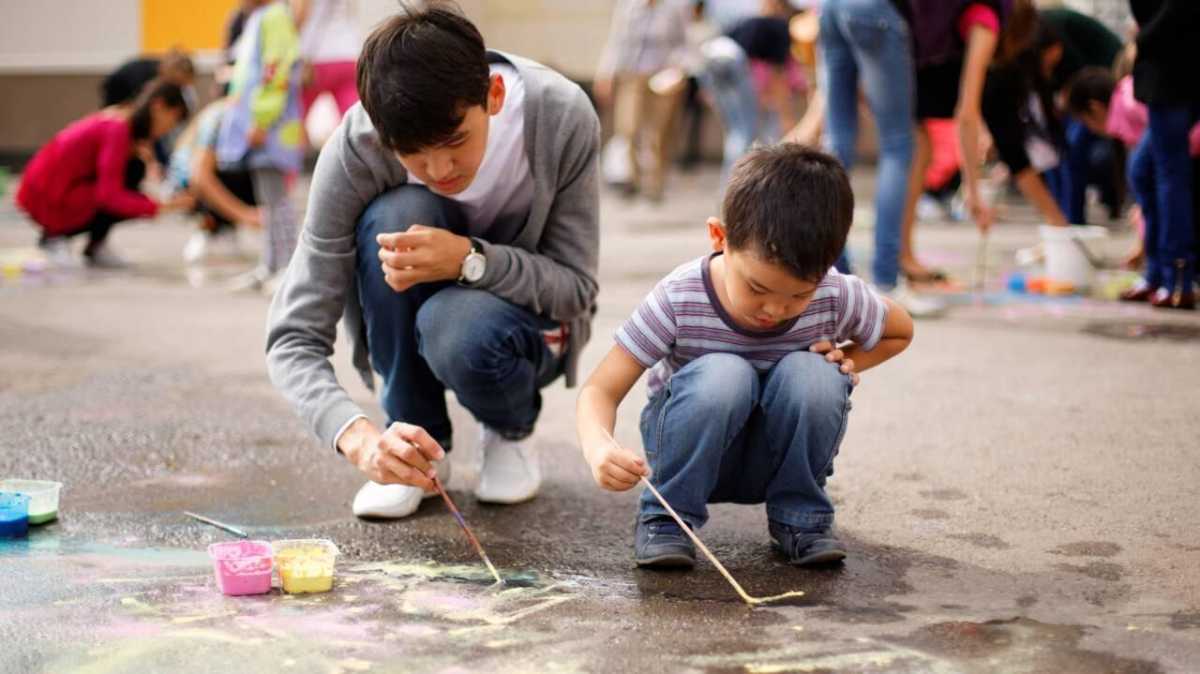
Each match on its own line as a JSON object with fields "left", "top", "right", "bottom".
{"left": 351, "top": 459, "right": 452, "bottom": 519}
{"left": 39, "top": 238, "right": 81, "bottom": 269}
{"left": 182, "top": 231, "right": 209, "bottom": 264}
{"left": 228, "top": 265, "right": 271, "bottom": 293}
{"left": 474, "top": 426, "right": 541, "bottom": 504}
{"left": 209, "top": 231, "right": 244, "bottom": 260}
{"left": 885, "top": 281, "right": 947, "bottom": 319}
{"left": 84, "top": 243, "right": 130, "bottom": 269}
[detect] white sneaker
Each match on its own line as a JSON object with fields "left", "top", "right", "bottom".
{"left": 39, "top": 238, "right": 81, "bottom": 269}
{"left": 182, "top": 231, "right": 209, "bottom": 264}
{"left": 228, "top": 266, "right": 270, "bottom": 293}
{"left": 209, "top": 231, "right": 244, "bottom": 260}
{"left": 351, "top": 459, "right": 451, "bottom": 519}
{"left": 84, "top": 243, "right": 129, "bottom": 269}
{"left": 886, "top": 282, "right": 947, "bottom": 319}
{"left": 474, "top": 426, "right": 541, "bottom": 504}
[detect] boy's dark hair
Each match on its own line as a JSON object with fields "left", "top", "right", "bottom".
{"left": 1066, "top": 67, "right": 1116, "bottom": 117}
{"left": 357, "top": 2, "right": 491, "bottom": 154}
{"left": 129, "top": 78, "right": 190, "bottom": 141}
{"left": 722, "top": 144, "right": 854, "bottom": 282}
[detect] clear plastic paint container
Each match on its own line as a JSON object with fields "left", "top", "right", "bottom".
{"left": 0, "top": 492, "right": 31, "bottom": 538}
{"left": 0, "top": 480, "right": 62, "bottom": 524}
{"left": 272, "top": 539, "right": 339, "bottom": 594}
{"left": 208, "top": 540, "right": 274, "bottom": 596}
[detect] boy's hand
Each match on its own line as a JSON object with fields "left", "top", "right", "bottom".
{"left": 809, "top": 340, "right": 859, "bottom": 386}
{"left": 585, "top": 440, "right": 650, "bottom": 492}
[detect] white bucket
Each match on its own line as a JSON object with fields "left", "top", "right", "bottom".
{"left": 1039, "top": 225, "right": 1107, "bottom": 290}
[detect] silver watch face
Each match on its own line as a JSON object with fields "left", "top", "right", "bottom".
{"left": 462, "top": 253, "right": 486, "bottom": 283}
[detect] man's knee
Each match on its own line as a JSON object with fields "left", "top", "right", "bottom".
{"left": 415, "top": 287, "right": 520, "bottom": 379}
{"left": 357, "top": 184, "right": 459, "bottom": 244}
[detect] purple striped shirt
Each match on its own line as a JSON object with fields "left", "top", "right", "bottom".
{"left": 616, "top": 254, "right": 888, "bottom": 396}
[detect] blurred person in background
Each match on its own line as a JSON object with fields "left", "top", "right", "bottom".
{"left": 893, "top": 0, "right": 1038, "bottom": 285}
{"left": 819, "top": 0, "right": 944, "bottom": 317}
{"left": 1122, "top": 0, "right": 1199, "bottom": 309}
{"left": 216, "top": 0, "right": 304, "bottom": 294}
{"left": 293, "top": 0, "right": 363, "bottom": 122}
{"left": 168, "top": 97, "right": 263, "bottom": 265}
{"left": 595, "top": 0, "right": 690, "bottom": 202}
{"left": 16, "top": 80, "right": 194, "bottom": 268}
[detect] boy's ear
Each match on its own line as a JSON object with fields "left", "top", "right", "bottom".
{"left": 707, "top": 217, "right": 727, "bottom": 252}
{"left": 486, "top": 73, "right": 506, "bottom": 116}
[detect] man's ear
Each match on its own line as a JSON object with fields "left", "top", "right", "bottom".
{"left": 486, "top": 73, "right": 506, "bottom": 116}
{"left": 707, "top": 217, "right": 727, "bottom": 252}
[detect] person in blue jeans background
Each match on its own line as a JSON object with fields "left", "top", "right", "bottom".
{"left": 819, "top": 0, "right": 944, "bottom": 318}
{"left": 577, "top": 145, "right": 913, "bottom": 568}
{"left": 1128, "top": 0, "right": 1198, "bottom": 309}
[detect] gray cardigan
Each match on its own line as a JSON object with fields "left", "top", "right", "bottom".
{"left": 266, "top": 51, "right": 601, "bottom": 450}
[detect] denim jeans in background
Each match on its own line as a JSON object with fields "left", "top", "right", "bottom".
{"left": 1059, "top": 116, "right": 1121, "bottom": 225}
{"left": 698, "top": 37, "right": 761, "bottom": 189}
{"left": 1128, "top": 134, "right": 1163, "bottom": 287}
{"left": 356, "top": 185, "right": 562, "bottom": 448}
{"left": 638, "top": 352, "right": 854, "bottom": 533}
{"left": 820, "top": 0, "right": 914, "bottom": 290}
{"left": 1145, "top": 104, "right": 1198, "bottom": 292}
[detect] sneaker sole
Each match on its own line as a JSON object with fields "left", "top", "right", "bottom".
{"left": 635, "top": 553, "right": 696, "bottom": 569}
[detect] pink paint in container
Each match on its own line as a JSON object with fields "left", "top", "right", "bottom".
{"left": 208, "top": 540, "right": 274, "bottom": 596}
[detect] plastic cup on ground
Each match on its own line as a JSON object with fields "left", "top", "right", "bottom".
{"left": 272, "top": 539, "right": 339, "bottom": 594}
{"left": 0, "top": 492, "right": 31, "bottom": 538}
{"left": 208, "top": 540, "right": 274, "bottom": 596}
{"left": 0, "top": 480, "right": 62, "bottom": 524}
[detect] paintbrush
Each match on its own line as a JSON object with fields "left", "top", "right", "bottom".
{"left": 184, "top": 511, "right": 249, "bottom": 538}
{"left": 597, "top": 427, "right": 805, "bottom": 607}
{"left": 431, "top": 476, "right": 505, "bottom": 586}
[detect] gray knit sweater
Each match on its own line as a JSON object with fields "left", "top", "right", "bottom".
{"left": 266, "top": 51, "right": 601, "bottom": 450}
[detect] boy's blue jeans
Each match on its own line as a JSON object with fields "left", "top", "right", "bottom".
{"left": 820, "top": 0, "right": 914, "bottom": 289}
{"left": 638, "top": 352, "right": 854, "bottom": 533}
{"left": 356, "top": 185, "right": 561, "bottom": 449}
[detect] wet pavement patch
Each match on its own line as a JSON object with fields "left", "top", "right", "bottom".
{"left": 1050, "top": 541, "right": 1123, "bottom": 557}
{"left": 1082, "top": 321, "right": 1200, "bottom": 342}
{"left": 1053, "top": 561, "right": 1125, "bottom": 582}
{"left": 948, "top": 533, "right": 1011, "bottom": 550}
{"left": 896, "top": 617, "right": 1166, "bottom": 673}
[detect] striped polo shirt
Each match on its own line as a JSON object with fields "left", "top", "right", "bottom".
{"left": 616, "top": 253, "right": 888, "bottom": 397}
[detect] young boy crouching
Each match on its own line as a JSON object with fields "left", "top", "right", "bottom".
{"left": 577, "top": 144, "right": 913, "bottom": 568}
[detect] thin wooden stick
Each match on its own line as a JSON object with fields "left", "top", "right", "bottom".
{"left": 184, "top": 511, "right": 248, "bottom": 538}
{"left": 597, "top": 427, "right": 804, "bottom": 606}
{"left": 431, "top": 476, "right": 504, "bottom": 586}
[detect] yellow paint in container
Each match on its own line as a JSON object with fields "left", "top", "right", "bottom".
{"left": 272, "top": 539, "right": 339, "bottom": 594}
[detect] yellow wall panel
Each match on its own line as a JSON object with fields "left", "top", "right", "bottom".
{"left": 141, "top": 0, "right": 240, "bottom": 54}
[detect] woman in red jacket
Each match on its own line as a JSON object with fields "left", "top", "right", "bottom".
{"left": 17, "top": 79, "right": 194, "bottom": 267}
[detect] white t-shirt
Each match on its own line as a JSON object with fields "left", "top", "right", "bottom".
{"left": 299, "top": 0, "right": 362, "bottom": 63}
{"left": 410, "top": 64, "right": 534, "bottom": 234}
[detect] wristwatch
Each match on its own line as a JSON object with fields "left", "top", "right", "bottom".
{"left": 458, "top": 238, "right": 487, "bottom": 285}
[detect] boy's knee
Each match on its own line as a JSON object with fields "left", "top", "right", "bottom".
{"left": 769, "top": 351, "right": 850, "bottom": 408}
{"left": 673, "top": 353, "right": 759, "bottom": 411}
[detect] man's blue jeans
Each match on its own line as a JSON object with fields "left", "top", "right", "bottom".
{"left": 1128, "top": 134, "right": 1163, "bottom": 287}
{"left": 356, "top": 185, "right": 561, "bottom": 449}
{"left": 820, "top": 0, "right": 914, "bottom": 289}
{"left": 638, "top": 352, "right": 854, "bottom": 533}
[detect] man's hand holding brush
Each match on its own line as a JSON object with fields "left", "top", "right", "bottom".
{"left": 339, "top": 418, "right": 446, "bottom": 489}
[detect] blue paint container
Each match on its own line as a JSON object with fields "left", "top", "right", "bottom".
{"left": 0, "top": 492, "right": 30, "bottom": 538}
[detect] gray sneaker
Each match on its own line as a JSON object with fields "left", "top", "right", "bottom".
{"left": 635, "top": 516, "right": 696, "bottom": 569}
